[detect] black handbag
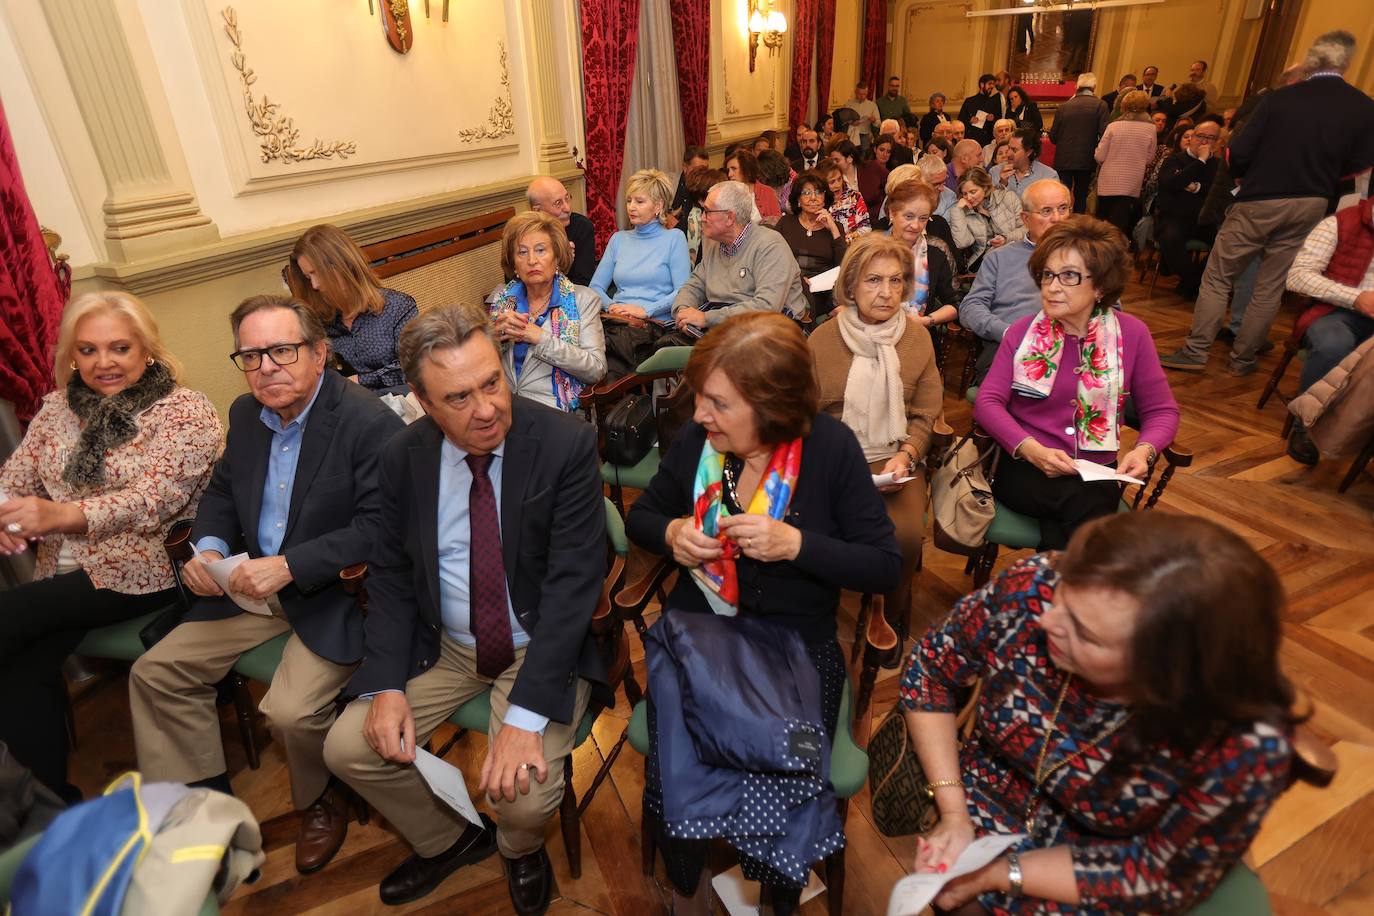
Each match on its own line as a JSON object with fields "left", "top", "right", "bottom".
{"left": 602, "top": 394, "right": 656, "bottom": 466}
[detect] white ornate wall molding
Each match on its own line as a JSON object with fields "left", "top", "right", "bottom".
{"left": 457, "top": 41, "right": 516, "bottom": 143}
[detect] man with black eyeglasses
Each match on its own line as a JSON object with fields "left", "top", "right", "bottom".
{"left": 130, "top": 294, "right": 402, "bottom": 876}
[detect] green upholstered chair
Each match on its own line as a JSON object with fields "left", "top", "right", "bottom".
{"left": 1188, "top": 864, "right": 1272, "bottom": 915}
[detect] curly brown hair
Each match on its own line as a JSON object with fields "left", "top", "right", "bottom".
{"left": 1027, "top": 215, "right": 1130, "bottom": 306}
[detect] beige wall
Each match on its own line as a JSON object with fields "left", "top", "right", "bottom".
{"left": 1290, "top": 0, "right": 1374, "bottom": 95}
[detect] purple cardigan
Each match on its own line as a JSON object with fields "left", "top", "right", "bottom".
{"left": 974, "top": 312, "right": 1180, "bottom": 464}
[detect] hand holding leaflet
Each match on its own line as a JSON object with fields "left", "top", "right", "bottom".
{"left": 1073, "top": 458, "right": 1143, "bottom": 486}
{"left": 194, "top": 546, "right": 273, "bottom": 616}
{"left": 807, "top": 266, "right": 840, "bottom": 293}
{"left": 412, "top": 747, "right": 484, "bottom": 828}
{"left": 887, "top": 834, "right": 1026, "bottom": 916}
{"left": 872, "top": 472, "right": 918, "bottom": 488}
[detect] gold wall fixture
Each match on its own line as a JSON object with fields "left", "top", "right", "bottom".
{"left": 369, "top": 0, "right": 452, "bottom": 53}
{"left": 747, "top": 0, "right": 787, "bottom": 72}
{"left": 457, "top": 42, "right": 516, "bottom": 143}
{"left": 221, "top": 7, "right": 358, "bottom": 164}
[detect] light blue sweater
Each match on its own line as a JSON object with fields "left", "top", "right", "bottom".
{"left": 588, "top": 220, "right": 691, "bottom": 321}
{"left": 956, "top": 238, "right": 1040, "bottom": 342}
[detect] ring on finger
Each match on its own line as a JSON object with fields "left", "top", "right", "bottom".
{"left": 4, "top": 522, "right": 21, "bottom": 534}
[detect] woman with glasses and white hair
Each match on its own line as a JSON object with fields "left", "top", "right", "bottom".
{"left": 0, "top": 291, "right": 221, "bottom": 800}
{"left": 975, "top": 216, "right": 1178, "bottom": 550}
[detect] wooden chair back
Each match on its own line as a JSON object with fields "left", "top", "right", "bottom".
{"left": 359, "top": 208, "right": 516, "bottom": 313}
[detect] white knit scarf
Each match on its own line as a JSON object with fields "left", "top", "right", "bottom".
{"left": 836, "top": 306, "right": 909, "bottom": 462}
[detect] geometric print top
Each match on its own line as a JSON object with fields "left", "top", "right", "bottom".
{"left": 899, "top": 554, "right": 1293, "bottom": 914}
{"left": 325, "top": 287, "right": 418, "bottom": 391}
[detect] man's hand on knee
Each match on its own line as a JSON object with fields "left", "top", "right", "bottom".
{"left": 478, "top": 726, "right": 546, "bottom": 803}
{"left": 363, "top": 691, "right": 415, "bottom": 764}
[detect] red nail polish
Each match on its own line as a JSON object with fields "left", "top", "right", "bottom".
{"left": 937, "top": 863, "right": 948, "bottom": 874}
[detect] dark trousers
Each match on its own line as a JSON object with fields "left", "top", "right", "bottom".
{"left": 0, "top": 570, "right": 175, "bottom": 795}
{"left": 1095, "top": 195, "right": 1139, "bottom": 241}
{"left": 992, "top": 454, "right": 1121, "bottom": 550}
{"left": 1299, "top": 309, "right": 1374, "bottom": 392}
{"left": 1058, "top": 169, "right": 1095, "bottom": 214}
{"left": 1155, "top": 214, "right": 1212, "bottom": 294}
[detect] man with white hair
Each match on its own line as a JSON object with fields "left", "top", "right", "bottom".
{"left": 982, "top": 118, "right": 1016, "bottom": 166}
{"left": 1161, "top": 30, "right": 1374, "bottom": 376}
{"left": 526, "top": 176, "right": 597, "bottom": 286}
{"left": 917, "top": 154, "right": 959, "bottom": 218}
{"left": 1049, "top": 72, "right": 1109, "bottom": 213}
{"left": 668, "top": 181, "right": 806, "bottom": 337}
{"left": 880, "top": 118, "right": 915, "bottom": 166}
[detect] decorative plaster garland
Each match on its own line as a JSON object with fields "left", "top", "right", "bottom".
{"left": 457, "top": 41, "right": 516, "bottom": 143}
{"left": 221, "top": 7, "right": 357, "bottom": 164}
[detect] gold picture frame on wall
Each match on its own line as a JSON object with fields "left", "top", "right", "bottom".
{"left": 1006, "top": 7, "right": 1100, "bottom": 93}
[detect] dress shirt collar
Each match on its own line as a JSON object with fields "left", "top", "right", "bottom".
{"left": 259, "top": 371, "right": 325, "bottom": 434}
{"left": 721, "top": 222, "right": 753, "bottom": 257}
{"left": 441, "top": 436, "right": 507, "bottom": 469}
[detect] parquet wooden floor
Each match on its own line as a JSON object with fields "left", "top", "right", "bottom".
{"left": 64, "top": 276, "right": 1374, "bottom": 914}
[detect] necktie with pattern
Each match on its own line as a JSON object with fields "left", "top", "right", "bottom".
{"left": 465, "top": 453, "right": 514, "bottom": 677}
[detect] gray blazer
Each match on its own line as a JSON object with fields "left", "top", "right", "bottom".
{"left": 1049, "top": 92, "right": 1110, "bottom": 171}
{"left": 487, "top": 283, "right": 606, "bottom": 412}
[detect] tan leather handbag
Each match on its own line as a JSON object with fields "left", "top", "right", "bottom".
{"left": 930, "top": 431, "right": 1001, "bottom": 555}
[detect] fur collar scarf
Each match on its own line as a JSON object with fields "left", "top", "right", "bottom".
{"left": 62, "top": 361, "right": 175, "bottom": 490}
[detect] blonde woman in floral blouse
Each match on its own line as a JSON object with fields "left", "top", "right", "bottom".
{"left": 0, "top": 291, "right": 221, "bottom": 799}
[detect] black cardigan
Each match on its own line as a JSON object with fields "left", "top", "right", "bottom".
{"left": 626, "top": 412, "right": 902, "bottom": 644}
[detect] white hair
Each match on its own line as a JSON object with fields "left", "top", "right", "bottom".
{"left": 711, "top": 180, "right": 756, "bottom": 225}
{"left": 1304, "top": 30, "right": 1356, "bottom": 73}
{"left": 885, "top": 163, "right": 921, "bottom": 194}
{"left": 916, "top": 154, "right": 947, "bottom": 185}
{"left": 1076, "top": 72, "right": 1098, "bottom": 91}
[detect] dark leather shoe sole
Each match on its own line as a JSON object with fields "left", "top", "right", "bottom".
{"left": 380, "top": 815, "right": 498, "bottom": 906}
{"left": 506, "top": 847, "right": 553, "bottom": 916}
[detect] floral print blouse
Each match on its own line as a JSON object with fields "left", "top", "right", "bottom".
{"left": 829, "top": 182, "right": 873, "bottom": 242}
{"left": 0, "top": 386, "right": 223, "bottom": 594}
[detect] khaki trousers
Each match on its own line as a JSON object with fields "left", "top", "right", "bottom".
{"left": 871, "top": 459, "right": 928, "bottom": 639}
{"left": 323, "top": 635, "right": 591, "bottom": 859}
{"left": 129, "top": 611, "right": 356, "bottom": 810}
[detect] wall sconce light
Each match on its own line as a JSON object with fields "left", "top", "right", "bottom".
{"left": 748, "top": 0, "right": 787, "bottom": 73}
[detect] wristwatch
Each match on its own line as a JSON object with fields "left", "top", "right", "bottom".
{"left": 1006, "top": 850, "right": 1024, "bottom": 898}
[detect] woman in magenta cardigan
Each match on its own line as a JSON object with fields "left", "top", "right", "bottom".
{"left": 975, "top": 216, "right": 1179, "bottom": 549}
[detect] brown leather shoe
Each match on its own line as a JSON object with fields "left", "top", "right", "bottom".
{"left": 295, "top": 785, "right": 350, "bottom": 874}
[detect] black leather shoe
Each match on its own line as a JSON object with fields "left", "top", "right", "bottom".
{"left": 379, "top": 813, "right": 497, "bottom": 905}
{"left": 1288, "top": 425, "right": 1320, "bottom": 466}
{"left": 505, "top": 846, "right": 553, "bottom": 915}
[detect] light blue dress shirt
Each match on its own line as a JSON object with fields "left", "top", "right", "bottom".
{"left": 1002, "top": 159, "right": 1060, "bottom": 198}
{"left": 196, "top": 373, "right": 325, "bottom": 561}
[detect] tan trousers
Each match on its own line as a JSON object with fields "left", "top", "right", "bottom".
{"left": 872, "top": 459, "right": 928, "bottom": 639}
{"left": 323, "top": 635, "right": 591, "bottom": 859}
{"left": 129, "top": 611, "right": 356, "bottom": 810}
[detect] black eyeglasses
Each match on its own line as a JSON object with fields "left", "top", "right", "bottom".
{"left": 1038, "top": 269, "right": 1092, "bottom": 288}
{"left": 230, "top": 341, "right": 309, "bottom": 371}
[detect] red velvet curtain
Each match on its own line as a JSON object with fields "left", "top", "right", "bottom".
{"left": 669, "top": 0, "right": 710, "bottom": 148}
{"left": 815, "top": 0, "right": 836, "bottom": 120}
{"left": 580, "top": 0, "right": 642, "bottom": 255}
{"left": 788, "top": 0, "right": 819, "bottom": 134}
{"left": 860, "top": 0, "right": 887, "bottom": 96}
{"left": 0, "top": 96, "right": 67, "bottom": 424}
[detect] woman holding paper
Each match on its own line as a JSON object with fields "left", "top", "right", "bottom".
{"left": 0, "top": 291, "right": 221, "bottom": 799}
{"left": 774, "top": 171, "right": 848, "bottom": 320}
{"left": 897, "top": 512, "right": 1296, "bottom": 913}
{"left": 974, "top": 216, "right": 1178, "bottom": 550}
{"left": 809, "top": 234, "right": 944, "bottom": 648}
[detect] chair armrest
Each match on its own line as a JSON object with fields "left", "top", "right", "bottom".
{"left": 590, "top": 555, "right": 626, "bottom": 636}
{"left": 340, "top": 563, "right": 369, "bottom": 616}
{"left": 1290, "top": 724, "right": 1337, "bottom": 788}
{"left": 864, "top": 597, "right": 898, "bottom": 654}
{"left": 613, "top": 555, "right": 675, "bottom": 618}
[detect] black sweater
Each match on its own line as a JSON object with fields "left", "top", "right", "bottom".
{"left": 626, "top": 413, "right": 902, "bottom": 644}
{"left": 1229, "top": 76, "right": 1374, "bottom": 205}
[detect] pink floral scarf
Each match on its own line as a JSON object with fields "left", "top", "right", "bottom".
{"left": 1011, "top": 306, "right": 1124, "bottom": 452}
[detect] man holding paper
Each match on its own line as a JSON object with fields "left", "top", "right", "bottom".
{"left": 130, "top": 295, "right": 403, "bottom": 874}
{"left": 323, "top": 304, "right": 606, "bottom": 914}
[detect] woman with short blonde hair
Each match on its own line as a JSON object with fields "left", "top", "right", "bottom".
{"left": 1094, "top": 90, "right": 1161, "bottom": 235}
{"left": 1, "top": 290, "right": 221, "bottom": 798}
{"left": 287, "top": 223, "right": 418, "bottom": 392}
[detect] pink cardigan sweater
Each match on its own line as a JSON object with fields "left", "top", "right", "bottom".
{"left": 1094, "top": 119, "right": 1158, "bottom": 198}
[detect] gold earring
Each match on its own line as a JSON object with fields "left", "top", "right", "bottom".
{"left": 69, "top": 361, "right": 77, "bottom": 370}
{"left": 146, "top": 356, "right": 155, "bottom": 366}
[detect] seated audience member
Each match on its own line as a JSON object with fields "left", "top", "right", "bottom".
{"left": 775, "top": 171, "right": 848, "bottom": 320}
{"left": 886, "top": 180, "right": 959, "bottom": 327}
{"left": 680, "top": 167, "right": 727, "bottom": 267}
{"left": 873, "top": 163, "right": 921, "bottom": 230}
{"left": 817, "top": 113, "right": 836, "bottom": 147}
{"left": 725, "top": 148, "right": 782, "bottom": 222}
{"left": 1092, "top": 90, "right": 1159, "bottom": 237}
{"left": 1139, "top": 121, "right": 1190, "bottom": 214}
{"left": 130, "top": 294, "right": 403, "bottom": 872}
{"left": 975, "top": 217, "right": 1179, "bottom": 549}
{"left": 809, "top": 235, "right": 943, "bottom": 639}
{"left": 949, "top": 166, "right": 1026, "bottom": 269}
{"left": 753, "top": 133, "right": 774, "bottom": 158}
{"left": 900, "top": 512, "right": 1298, "bottom": 914}
{"left": 960, "top": 180, "right": 1073, "bottom": 379}
{"left": 0, "top": 292, "right": 221, "bottom": 800}
{"left": 1154, "top": 122, "right": 1221, "bottom": 299}
{"left": 790, "top": 126, "right": 824, "bottom": 173}
{"left": 1005, "top": 86, "right": 1043, "bottom": 132}
{"left": 1151, "top": 109, "right": 1169, "bottom": 140}
{"left": 948, "top": 139, "right": 985, "bottom": 192}
{"left": 669, "top": 181, "right": 807, "bottom": 340}
{"left": 288, "top": 225, "right": 419, "bottom": 394}
{"left": 526, "top": 176, "right": 597, "bottom": 286}
{"left": 1101, "top": 72, "right": 1138, "bottom": 113}
{"left": 830, "top": 139, "right": 887, "bottom": 223}
{"left": 1284, "top": 197, "right": 1374, "bottom": 465}
{"left": 918, "top": 154, "right": 960, "bottom": 221}
{"left": 920, "top": 92, "right": 951, "bottom": 144}
{"left": 590, "top": 169, "right": 691, "bottom": 378}
{"left": 817, "top": 158, "right": 873, "bottom": 241}
{"left": 880, "top": 120, "right": 916, "bottom": 166}
{"left": 981, "top": 118, "right": 1016, "bottom": 166}
{"left": 997, "top": 128, "right": 1059, "bottom": 198}
{"left": 488, "top": 211, "right": 606, "bottom": 412}
{"left": 947, "top": 120, "right": 967, "bottom": 143}
{"left": 870, "top": 133, "right": 899, "bottom": 174}
{"left": 758, "top": 149, "right": 796, "bottom": 216}
{"left": 669, "top": 145, "right": 711, "bottom": 221}
{"left": 925, "top": 135, "right": 953, "bottom": 165}
{"left": 323, "top": 305, "right": 606, "bottom": 912}
{"left": 989, "top": 138, "right": 1013, "bottom": 174}
{"left": 626, "top": 312, "right": 901, "bottom": 914}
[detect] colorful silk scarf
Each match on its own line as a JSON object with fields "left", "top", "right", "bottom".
{"left": 1011, "top": 305, "right": 1124, "bottom": 452}
{"left": 490, "top": 272, "right": 584, "bottom": 411}
{"left": 689, "top": 437, "right": 803, "bottom": 616}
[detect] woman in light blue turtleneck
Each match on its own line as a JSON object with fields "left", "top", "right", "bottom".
{"left": 590, "top": 168, "right": 691, "bottom": 377}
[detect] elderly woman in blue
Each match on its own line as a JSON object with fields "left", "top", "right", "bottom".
{"left": 488, "top": 211, "right": 606, "bottom": 412}
{"left": 590, "top": 168, "right": 691, "bottom": 377}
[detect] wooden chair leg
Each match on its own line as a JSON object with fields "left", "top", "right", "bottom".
{"left": 1282, "top": 412, "right": 1295, "bottom": 441}
{"left": 433, "top": 727, "right": 468, "bottom": 760}
{"left": 559, "top": 756, "right": 581, "bottom": 879}
{"left": 640, "top": 806, "right": 657, "bottom": 876}
{"left": 1338, "top": 434, "right": 1374, "bottom": 494}
{"left": 1256, "top": 345, "right": 1297, "bottom": 410}
{"left": 230, "top": 674, "right": 260, "bottom": 770}
{"left": 849, "top": 593, "right": 872, "bottom": 667}
{"left": 971, "top": 544, "right": 999, "bottom": 589}
{"left": 826, "top": 801, "right": 848, "bottom": 916}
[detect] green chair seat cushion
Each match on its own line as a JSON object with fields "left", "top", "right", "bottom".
{"left": 635, "top": 346, "right": 693, "bottom": 375}
{"left": 987, "top": 499, "right": 1132, "bottom": 550}
{"left": 232, "top": 632, "right": 290, "bottom": 684}
{"left": 75, "top": 608, "right": 168, "bottom": 663}
{"left": 602, "top": 446, "right": 660, "bottom": 490}
{"left": 1184, "top": 239, "right": 1212, "bottom": 253}
{"left": 626, "top": 680, "right": 868, "bottom": 799}
{"left": 1187, "top": 864, "right": 1271, "bottom": 915}
{"left": 603, "top": 496, "right": 628, "bottom": 557}
{"left": 0, "top": 834, "right": 39, "bottom": 903}
{"left": 447, "top": 688, "right": 595, "bottom": 747}
{"left": 965, "top": 386, "right": 979, "bottom": 404}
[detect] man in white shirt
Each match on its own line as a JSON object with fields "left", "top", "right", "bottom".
{"left": 844, "top": 81, "right": 881, "bottom": 153}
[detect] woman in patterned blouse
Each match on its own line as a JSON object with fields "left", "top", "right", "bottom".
{"left": 0, "top": 291, "right": 222, "bottom": 800}
{"left": 899, "top": 513, "right": 1298, "bottom": 914}
{"left": 816, "top": 159, "right": 872, "bottom": 242}
{"left": 287, "top": 224, "right": 418, "bottom": 393}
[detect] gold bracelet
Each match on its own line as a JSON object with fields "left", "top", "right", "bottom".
{"left": 924, "top": 778, "right": 963, "bottom": 798}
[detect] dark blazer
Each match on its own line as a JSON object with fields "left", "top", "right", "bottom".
{"left": 1049, "top": 92, "right": 1110, "bottom": 171}
{"left": 626, "top": 413, "right": 901, "bottom": 645}
{"left": 347, "top": 397, "right": 607, "bottom": 723}
{"left": 919, "top": 111, "right": 950, "bottom": 144}
{"left": 789, "top": 152, "right": 825, "bottom": 174}
{"left": 188, "top": 369, "right": 403, "bottom": 664}
{"left": 566, "top": 212, "right": 598, "bottom": 287}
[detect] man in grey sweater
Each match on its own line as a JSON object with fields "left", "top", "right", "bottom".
{"left": 671, "top": 181, "right": 806, "bottom": 336}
